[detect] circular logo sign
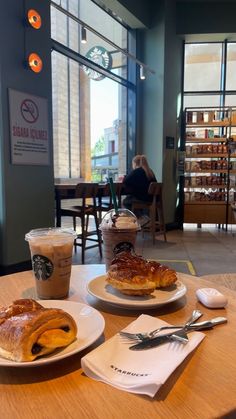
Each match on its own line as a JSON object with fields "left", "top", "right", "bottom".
{"left": 32, "top": 255, "right": 54, "bottom": 280}
{"left": 83, "top": 46, "right": 112, "bottom": 81}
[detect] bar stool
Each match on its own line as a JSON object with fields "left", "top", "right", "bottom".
{"left": 131, "top": 182, "right": 167, "bottom": 244}
{"left": 60, "top": 183, "right": 103, "bottom": 264}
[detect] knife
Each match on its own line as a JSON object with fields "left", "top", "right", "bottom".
{"left": 129, "top": 317, "right": 227, "bottom": 351}
{"left": 185, "top": 317, "right": 227, "bottom": 331}
{"left": 129, "top": 330, "right": 189, "bottom": 350}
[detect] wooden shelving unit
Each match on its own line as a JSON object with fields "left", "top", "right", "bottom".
{"left": 182, "top": 106, "right": 236, "bottom": 226}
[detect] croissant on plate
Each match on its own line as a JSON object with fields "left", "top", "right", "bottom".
{"left": 106, "top": 251, "right": 177, "bottom": 296}
{"left": 0, "top": 299, "right": 77, "bottom": 362}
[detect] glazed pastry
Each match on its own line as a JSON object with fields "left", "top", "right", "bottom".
{"left": 107, "top": 252, "right": 156, "bottom": 295}
{"left": 107, "top": 251, "right": 177, "bottom": 295}
{"left": 148, "top": 260, "right": 178, "bottom": 288}
{"left": 0, "top": 299, "right": 77, "bottom": 362}
{"left": 0, "top": 299, "right": 43, "bottom": 325}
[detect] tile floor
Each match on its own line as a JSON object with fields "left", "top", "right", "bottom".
{"left": 68, "top": 218, "right": 236, "bottom": 277}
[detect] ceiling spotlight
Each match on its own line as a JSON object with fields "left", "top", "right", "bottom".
{"left": 28, "top": 53, "right": 43, "bottom": 73}
{"left": 81, "top": 26, "right": 87, "bottom": 44}
{"left": 139, "top": 65, "right": 146, "bottom": 80}
{"left": 27, "top": 9, "right": 42, "bottom": 29}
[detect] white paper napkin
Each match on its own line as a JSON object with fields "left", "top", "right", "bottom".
{"left": 81, "top": 314, "right": 205, "bottom": 397}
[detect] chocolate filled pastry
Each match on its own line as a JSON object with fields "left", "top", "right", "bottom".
{"left": 0, "top": 299, "right": 77, "bottom": 362}
{"left": 107, "top": 251, "right": 177, "bottom": 296}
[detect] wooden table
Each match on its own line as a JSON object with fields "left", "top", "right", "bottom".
{"left": 1, "top": 265, "right": 236, "bottom": 419}
{"left": 200, "top": 273, "right": 236, "bottom": 291}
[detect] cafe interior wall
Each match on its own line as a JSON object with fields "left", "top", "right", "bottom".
{"left": 114, "top": 0, "right": 236, "bottom": 225}
{"left": 136, "top": 0, "right": 182, "bottom": 225}
{"left": 106, "top": 0, "right": 182, "bottom": 225}
{"left": 0, "top": 0, "right": 55, "bottom": 273}
{"left": 1, "top": 0, "right": 235, "bottom": 272}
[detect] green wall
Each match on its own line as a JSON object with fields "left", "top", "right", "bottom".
{"left": 0, "top": 0, "right": 54, "bottom": 271}
{"left": 162, "top": 1, "right": 183, "bottom": 224}
{"left": 136, "top": 1, "right": 165, "bottom": 182}
{"left": 136, "top": 0, "right": 182, "bottom": 224}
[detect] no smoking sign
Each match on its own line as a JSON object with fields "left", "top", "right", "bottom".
{"left": 9, "top": 89, "right": 49, "bottom": 165}
{"left": 20, "top": 99, "right": 39, "bottom": 123}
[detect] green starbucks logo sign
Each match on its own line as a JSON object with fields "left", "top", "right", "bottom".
{"left": 83, "top": 46, "right": 112, "bottom": 81}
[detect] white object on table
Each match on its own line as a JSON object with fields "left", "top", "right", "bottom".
{"left": 196, "top": 288, "right": 228, "bottom": 308}
{"left": 81, "top": 314, "right": 205, "bottom": 398}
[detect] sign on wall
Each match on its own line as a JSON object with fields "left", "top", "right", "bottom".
{"left": 166, "top": 136, "right": 175, "bottom": 149}
{"left": 83, "top": 46, "right": 112, "bottom": 81}
{"left": 8, "top": 89, "right": 50, "bottom": 165}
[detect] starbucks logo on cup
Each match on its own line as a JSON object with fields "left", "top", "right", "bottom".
{"left": 32, "top": 255, "right": 54, "bottom": 280}
{"left": 113, "top": 242, "right": 134, "bottom": 255}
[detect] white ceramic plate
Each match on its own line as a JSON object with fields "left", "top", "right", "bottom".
{"left": 0, "top": 300, "right": 105, "bottom": 367}
{"left": 87, "top": 275, "right": 187, "bottom": 309}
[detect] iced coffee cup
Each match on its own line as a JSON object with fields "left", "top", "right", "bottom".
{"left": 25, "top": 227, "right": 76, "bottom": 299}
{"left": 99, "top": 209, "right": 140, "bottom": 271}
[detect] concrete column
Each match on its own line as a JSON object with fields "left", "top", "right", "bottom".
{"left": 137, "top": 0, "right": 182, "bottom": 224}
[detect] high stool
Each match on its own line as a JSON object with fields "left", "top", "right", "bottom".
{"left": 131, "top": 182, "right": 167, "bottom": 244}
{"left": 60, "top": 183, "right": 103, "bottom": 264}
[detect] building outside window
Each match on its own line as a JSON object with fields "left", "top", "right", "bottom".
{"left": 51, "top": 0, "right": 134, "bottom": 182}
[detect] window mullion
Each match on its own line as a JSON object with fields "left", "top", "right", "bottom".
{"left": 220, "top": 40, "right": 227, "bottom": 107}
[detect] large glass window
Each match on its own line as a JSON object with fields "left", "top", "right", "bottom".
{"left": 51, "top": 0, "right": 128, "bottom": 81}
{"left": 183, "top": 42, "right": 236, "bottom": 109}
{"left": 184, "top": 94, "right": 220, "bottom": 108}
{"left": 225, "top": 95, "right": 236, "bottom": 106}
{"left": 226, "top": 43, "right": 236, "bottom": 91}
{"left": 184, "top": 43, "right": 222, "bottom": 92}
{"left": 51, "top": 0, "right": 132, "bottom": 181}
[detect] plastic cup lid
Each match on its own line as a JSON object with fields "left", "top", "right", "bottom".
{"left": 99, "top": 208, "right": 140, "bottom": 230}
{"left": 25, "top": 227, "right": 77, "bottom": 241}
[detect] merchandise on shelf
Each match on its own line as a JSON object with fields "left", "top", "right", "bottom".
{"left": 182, "top": 106, "right": 236, "bottom": 225}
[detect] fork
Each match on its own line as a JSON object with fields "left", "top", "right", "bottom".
{"left": 119, "top": 309, "right": 202, "bottom": 341}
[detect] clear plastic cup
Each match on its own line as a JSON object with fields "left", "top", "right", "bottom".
{"left": 99, "top": 209, "right": 140, "bottom": 271}
{"left": 25, "top": 227, "right": 76, "bottom": 299}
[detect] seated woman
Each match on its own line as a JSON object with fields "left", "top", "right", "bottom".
{"left": 122, "top": 155, "right": 157, "bottom": 222}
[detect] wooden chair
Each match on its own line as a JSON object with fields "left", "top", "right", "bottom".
{"left": 60, "top": 183, "right": 102, "bottom": 264}
{"left": 97, "top": 182, "right": 123, "bottom": 222}
{"left": 131, "top": 182, "right": 167, "bottom": 244}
